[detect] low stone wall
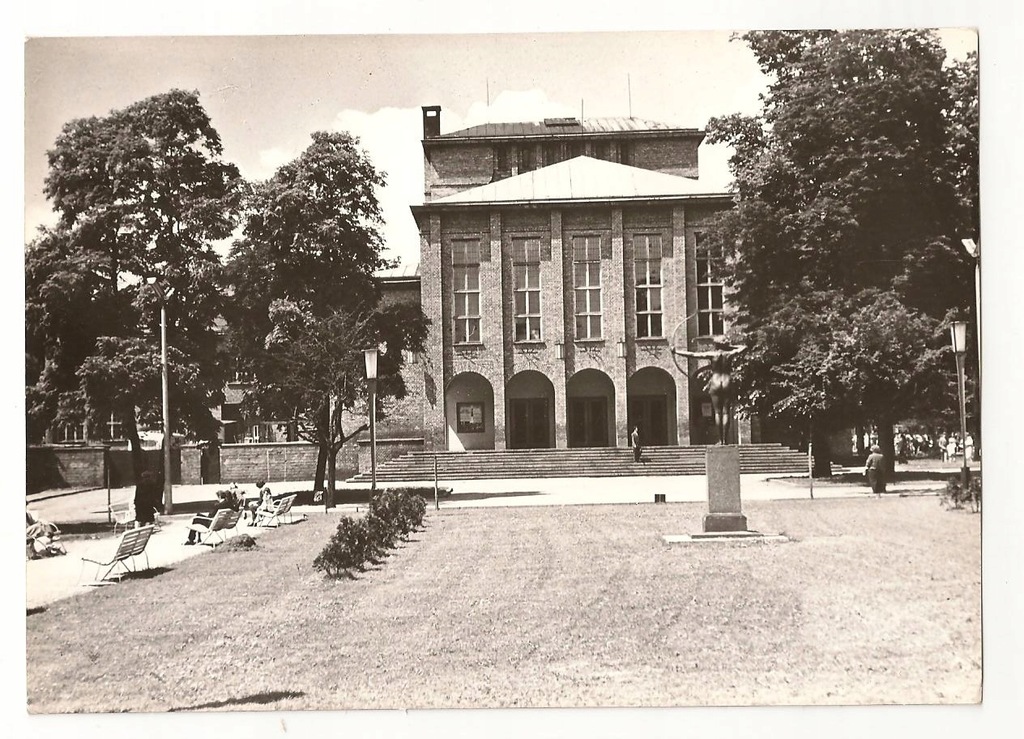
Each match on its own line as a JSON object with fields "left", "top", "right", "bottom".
{"left": 219, "top": 442, "right": 359, "bottom": 484}
{"left": 27, "top": 446, "right": 106, "bottom": 492}
{"left": 356, "top": 437, "right": 425, "bottom": 475}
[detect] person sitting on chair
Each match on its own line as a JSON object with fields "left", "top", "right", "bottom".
{"left": 246, "top": 480, "right": 273, "bottom": 524}
{"left": 184, "top": 490, "right": 236, "bottom": 545}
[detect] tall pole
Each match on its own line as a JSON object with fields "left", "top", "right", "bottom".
{"left": 369, "top": 379, "right": 377, "bottom": 496}
{"left": 160, "top": 299, "right": 173, "bottom": 514}
{"left": 326, "top": 393, "right": 336, "bottom": 512}
{"left": 955, "top": 351, "right": 969, "bottom": 492}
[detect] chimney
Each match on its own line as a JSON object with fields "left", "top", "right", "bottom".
{"left": 422, "top": 105, "right": 441, "bottom": 139}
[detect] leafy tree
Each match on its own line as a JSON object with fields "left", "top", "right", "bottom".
{"left": 26, "top": 89, "right": 242, "bottom": 506}
{"left": 705, "top": 30, "right": 978, "bottom": 473}
{"left": 226, "top": 131, "right": 428, "bottom": 502}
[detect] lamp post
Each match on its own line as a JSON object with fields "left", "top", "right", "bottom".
{"left": 961, "top": 239, "right": 981, "bottom": 372}
{"left": 147, "top": 278, "right": 175, "bottom": 515}
{"left": 363, "top": 347, "right": 379, "bottom": 497}
{"left": 950, "top": 320, "right": 970, "bottom": 493}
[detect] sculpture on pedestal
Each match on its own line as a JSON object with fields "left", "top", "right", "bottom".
{"left": 670, "top": 332, "right": 747, "bottom": 445}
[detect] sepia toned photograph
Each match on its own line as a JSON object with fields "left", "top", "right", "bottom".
{"left": 15, "top": 2, "right": 1018, "bottom": 734}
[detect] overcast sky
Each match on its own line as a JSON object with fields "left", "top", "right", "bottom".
{"left": 24, "top": 29, "right": 977, "bottom": 271}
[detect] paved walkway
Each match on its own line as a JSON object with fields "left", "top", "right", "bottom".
{"left": 26, "top": 466, "right": 970, "bottom": 611}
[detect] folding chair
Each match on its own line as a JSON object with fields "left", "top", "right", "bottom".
{"left": 80, "top": 525, "right": 155, "bottom": 584}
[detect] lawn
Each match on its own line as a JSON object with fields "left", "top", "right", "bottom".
{"left": 25, "top": 496, "right": 981, "bottom": 712}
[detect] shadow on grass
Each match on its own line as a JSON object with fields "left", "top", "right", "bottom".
{"left": 121, "top": 566, "right": 174, "bottom": 581}
{"left": 169, "top": 690, "right": 306, "bottom": 712}
{"left": 446, "top": 490, "right": 544, "bottom": 502}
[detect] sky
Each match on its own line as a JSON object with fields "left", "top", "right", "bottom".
{"left": 23, "top": 28, "right": 977, "bottom": 272}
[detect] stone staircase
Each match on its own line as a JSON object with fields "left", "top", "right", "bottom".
{"left": 347, "top": 443, "right": 816, "bottom": 483}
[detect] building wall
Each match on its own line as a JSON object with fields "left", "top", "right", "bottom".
{"left": 416, "top": 199, "right": 730, "bottom": 450}
{"left": 219, "top": 442, "right": 359, "bottom": 484}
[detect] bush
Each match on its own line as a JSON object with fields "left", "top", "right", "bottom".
{"left": 314, "top": 490, "right": 428, "bottom": 579}
{"left": 941, "top": 474, "right": 981, "bottom": 512}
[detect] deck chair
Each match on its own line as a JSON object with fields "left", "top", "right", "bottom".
{"left": 253, "top": 494, "right": 301, "bottom": 527}
{"left": 80, "top": 525, "right": 155, "bottom": 584}
{"left": 189, "top": 509, "right": 242, "bottom": 546}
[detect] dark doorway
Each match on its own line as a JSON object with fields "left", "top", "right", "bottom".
{"left": 568, "top": 397, "right": 609, "bottom": 447}
{"left": 628, "top": 396, "right": 668, "bottom": 446}
{"left": 509, "top": 398, "right": 551, "bottom": 449}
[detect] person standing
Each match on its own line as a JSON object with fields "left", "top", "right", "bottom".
{"left": 631, "top": 425, "right": 642, "bottom": 463}
{"left": 965, "top": 433, "right": 975, "bottom": 463}
{"left": 864, "top": 445, "right": 887, "bottom": 497}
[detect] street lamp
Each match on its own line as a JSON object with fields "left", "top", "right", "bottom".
{"left": 950, "top": 320, "right": 970, "bottom": 493}
{"left": 363, "top": 346, "right": 379, "bottom": 496}
{"left": 147, "top": 277, "right": 175, "bottom": 515}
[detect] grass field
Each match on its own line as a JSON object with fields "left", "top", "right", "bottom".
{"left": 25, "top": 496, "right": 981, "bottom": 712}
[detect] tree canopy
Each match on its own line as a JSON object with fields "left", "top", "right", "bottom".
{"left": 225, "top": 131, "right": 428, "bottom": 498}
{"left": 705, "top": 30, "right": 979, "bottom": 471}
{"left": 26, "top": 89, "right": 243, "bottom": 488}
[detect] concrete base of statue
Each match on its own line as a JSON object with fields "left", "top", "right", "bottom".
{"left": 702, "top": 445, "right": 747, "bottom": 533}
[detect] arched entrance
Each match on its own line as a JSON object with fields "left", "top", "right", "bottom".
{"left": 505, "top": 370, "right": 556, "bottom": 449}
{"left": 445, "top": 372, "right": 495, "bottom": 451}
{"left": 566, "top": 368, "right": 616, "bottom": 448}
{"left": 627, "top": 366, "right": 677, "bottom": 446}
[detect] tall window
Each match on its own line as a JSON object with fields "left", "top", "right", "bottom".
{"left": 518, "top": 145, "right": 535, "bottom": 173}
{"left": 695, "top": 232, "right": 725, "bottom": 337}
{"left": 105, "top": 411, "right": 123, "bottom": 441}
{"left": 573, "top": 235, "right": 602, "bottom": 339}
{"left": 513, "top": 238, "right": 542, "bottom": 341}
{"left": 453, "top": 239, "right": 482, "bottom": 344}
{"left": 59, "top": 422, "right": 86, "bottom": 443}
{"left": 634, "top": 234, "right": 663, "bottom": 338}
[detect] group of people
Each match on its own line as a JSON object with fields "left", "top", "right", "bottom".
{"left": 183, "top": 479, "right": 275, "bottom": 545}
{"left": 855, "top": 430, "right": 977, "bottom": 465}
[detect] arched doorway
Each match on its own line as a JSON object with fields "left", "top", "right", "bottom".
{"left": 566, "top": 368, "right": 616, "bottom": 448}
{"left": 627, "top": 366, "right": 677, "bottom": 446}
{"left": 445, "top": 372, "right": 495, "bottom": 450}
{"left": 505, "top": 370, "right": 556, "bottom": 449}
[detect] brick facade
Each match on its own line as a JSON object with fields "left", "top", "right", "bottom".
{"left": 408, "top": 106, "right": 736, "bottom": 452}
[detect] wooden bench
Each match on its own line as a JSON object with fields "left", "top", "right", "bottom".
{"left": 80, "top": 525, "right": 155, "bottom": 584}
{"left": 188, "top": 508, "right": 242, "bottom": 546}
{"left": 253, "top": 494, "right": 304, "bottom": 527}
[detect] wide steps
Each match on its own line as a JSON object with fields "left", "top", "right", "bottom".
{"left": 348, "top": 444, "right": 814, "bottom": 482}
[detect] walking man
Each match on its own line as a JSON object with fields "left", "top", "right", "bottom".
{"left": 631, "top": 425, "right": 642, "bottom": 463}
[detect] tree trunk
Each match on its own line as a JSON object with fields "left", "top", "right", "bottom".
{"left": 855, "top": 421, "right": 866, "bottom": 457}
{"left": 876, "top": 412, "right": 896, "bottom": 478}
{"left": 313, "top": 442, "right": 327, "bottom": 493}
{"left": 811, "top": 420, "right": 833, "bottom": 478}
{"left": 326, "top": 442, "right": 338, "bottom": 509}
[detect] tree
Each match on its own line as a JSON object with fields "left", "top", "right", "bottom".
{"left": 705, "top": 30, "right": 978, "bottom": 473}
{"left": 26, "top": 89, "right": 243, "bottom": 506}
{"left": 225, "top": 131, "right": 428, "bottom": 501}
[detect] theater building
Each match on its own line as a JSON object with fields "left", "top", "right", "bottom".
{"left": 408, "top": 105, "right": 748, "bottom": 453}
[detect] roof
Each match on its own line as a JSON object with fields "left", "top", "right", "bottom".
{"left": 437, "top": 117, "right": 702, "bottom": 140}
{"left": 422, "top": 156, "right": 731, "bottom": 207}
{"left": 375, "top": 262, "right": 420, "bottom": 279}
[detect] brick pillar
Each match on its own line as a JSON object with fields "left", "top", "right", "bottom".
{"left": 673, "top": 205, "right": 692, "bottom": 444}
{"left": 422, "top": 213, "right": 447, "bottom": 450}
{"left": 610, "top": 208, "right": 629, "bottom": 447}
{"left": 487, "top": 210, "right": 507, "bottom": 449}
{"left": 550, "top": 209, "right": 568, "bottom": 448}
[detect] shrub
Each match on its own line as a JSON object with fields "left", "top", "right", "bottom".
{"left": 314, "top": 490, "right": 429, "bottom": 579}
{"left": 941, "top": 474, "right": 981, "bottom": 512}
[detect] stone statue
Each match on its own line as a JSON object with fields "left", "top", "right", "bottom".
{"left": 671, "top": 339, "right": 748, "bottom": 445}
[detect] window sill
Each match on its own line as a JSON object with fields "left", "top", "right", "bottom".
{"left": 574, "top": 338, "right": 605, "bottom": 344}
{"left": 636, "top": 336, "right": 667, "bottom": 342}
{"left": 454, "top": 342, "right": 485, "bottom": 348}
{"left": 514, "top": 340, "right": 545, "bottom": 346}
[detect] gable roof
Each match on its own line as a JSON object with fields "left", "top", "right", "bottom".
{"left": 438, "top": 117, "right": 701, "bottom": 140}
{"left": 424, "top": 156, "right": 731, "bottom": 206}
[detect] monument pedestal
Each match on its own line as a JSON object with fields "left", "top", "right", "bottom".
{"left": 703, "top": 445, "right": 747, "bottom": 533}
